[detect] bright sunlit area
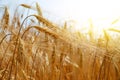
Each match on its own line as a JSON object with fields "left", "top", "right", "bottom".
{"left": 41, "top": 0, "right": 120, "bottom": 36}
{"left": 60, "top": 0, "right": 120, "bottom": 35}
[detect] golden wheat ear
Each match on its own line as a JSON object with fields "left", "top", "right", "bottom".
{"left": 103, "top": 30, "right": 110, "bottom": 41}
{"left": 63, "top": 22, "right": 67, "bottom": 30}
{"left": 20, "top": 4, "right": 34, "bottom": 10}
{"left": 2, "top": 6, "right": 9, "bottom": 29}
{"left": 36, "top": 2, "right": 42, "bottom": 16}
{"left": 108, "top": 28, "right": 120, "bottom": 33}
{"left": 111, "top": 18, "right": 120, "bottom": 25}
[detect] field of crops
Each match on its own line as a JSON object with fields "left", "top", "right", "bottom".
{"left": 0, "top": 3, "right": 120, "bottom": 80}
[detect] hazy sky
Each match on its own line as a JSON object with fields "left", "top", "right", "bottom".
{"left": 1, "top": 0, "right": 120, "bottom": 19}
{"left": 1, "top": 0, "right": 120, "bottom": 29}
{"left": 0, "top": 0, "right": 68, "bottom": 22}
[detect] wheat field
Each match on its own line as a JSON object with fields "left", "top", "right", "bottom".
{"left": 0, "top": 3, "right": 120, "bottom": 80}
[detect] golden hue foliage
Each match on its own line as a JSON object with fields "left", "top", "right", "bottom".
{"left": 0, "top": 3, "right": 120, "bottom": 80}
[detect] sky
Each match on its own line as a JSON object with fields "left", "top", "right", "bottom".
{"left": 0, "top": 0, "right": 120, "bottom": 30}
{"left": 1, "top": 0, "right": 120, "bottom": 18}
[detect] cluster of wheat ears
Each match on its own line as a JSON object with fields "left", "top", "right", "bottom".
{"left": 0, "top": 3, "right": 120, "bottom": 80}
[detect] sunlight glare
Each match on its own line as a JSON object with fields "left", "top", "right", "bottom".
{"left": 62, "top": 0, "right": 120, "bottom": 35}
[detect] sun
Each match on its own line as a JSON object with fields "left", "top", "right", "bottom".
{"left": 62, "top": 0, "right": 120, "bottom": 35}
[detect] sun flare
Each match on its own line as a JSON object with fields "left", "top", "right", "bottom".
{"left": 62, "top": 0, "right": 120, "bottom": 35}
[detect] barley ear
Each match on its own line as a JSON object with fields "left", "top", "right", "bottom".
{"left": 21, "top": 4, "right": 32, "bottom": 9}
{"left": 108, "top": 28, "right": 120, "bottom": 33}
{"left": 2, "top": 7, "right": 9, "bottom": 29}
{"left": 63, "top": 21, "right": 67, "bottom": 29}
{"left": 36, "top": 2, "right": 42, "bottom": 16}
{"left": 111, "top": 18, "right": 120, "bottom": 24}
{"left": 103, "top": 30, "right": 109, "bottom": 41}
